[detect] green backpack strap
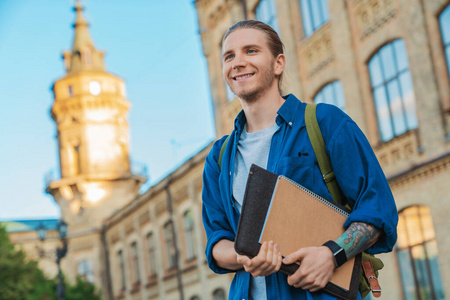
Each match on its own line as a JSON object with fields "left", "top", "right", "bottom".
{"left": 305, "top": 104, "right": 384, "bottom": 298}
{"left": 304, "top": 104, "right": 343, "bottom": 205}
{"left": 218, "top": 135, "right": 230, "bottom": 171}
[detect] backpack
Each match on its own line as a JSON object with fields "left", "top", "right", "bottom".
{"left": 218, "top": 104, "right": 383, "bottom": 298}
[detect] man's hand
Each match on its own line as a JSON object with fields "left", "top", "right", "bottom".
{"left": 283, "top": 246, "right": 335, "bottom": 292}
{"left": 237, "top": 241, "right": 282, "bottom": 277}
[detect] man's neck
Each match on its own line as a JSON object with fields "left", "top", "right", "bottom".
{"left": 240, "top": 89, "right": 285, "bottom": 133}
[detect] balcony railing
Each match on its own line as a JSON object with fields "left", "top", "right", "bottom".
{"left": 44, "top": 159, "right": 148, "bottom": 188}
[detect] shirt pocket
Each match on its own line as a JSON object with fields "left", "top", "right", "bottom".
{"left": 276, "top": 156, "right": 315, "bottom": 190}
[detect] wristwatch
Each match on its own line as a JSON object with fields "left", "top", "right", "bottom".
{"left": 323, "top": 240, "right": 347, "bottom": 268}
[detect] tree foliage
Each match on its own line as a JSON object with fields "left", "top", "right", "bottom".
{"left": 0, "top": 224, "right": 101, "bottom": 300}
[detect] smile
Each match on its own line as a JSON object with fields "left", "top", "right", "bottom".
{"left": 233, "top": 73, "right": 254, "bottom": 82}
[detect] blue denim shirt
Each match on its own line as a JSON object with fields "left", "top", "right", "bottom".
{"left": 202, "top": 94, "right": 398, "bottom": 300}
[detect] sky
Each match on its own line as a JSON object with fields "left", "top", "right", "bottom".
{"left": 0, "top": 1, "right": 216, "bottom": 220}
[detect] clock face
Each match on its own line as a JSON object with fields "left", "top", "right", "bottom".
{"left": 89, "top": 81, "right": 101, "bottom": 95}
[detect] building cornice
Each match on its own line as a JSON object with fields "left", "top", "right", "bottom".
{"left": 103, "top": 141, "right": 214, "bottom": 229}
{"left": 388, "top": 151, "right": 450, "bottom": 189}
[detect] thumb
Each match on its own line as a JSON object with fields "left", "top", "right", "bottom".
{"left": 283, "top": 248, "right": 306, "bottom": 264}
{"left": 236, "top": 254, "right": 252, "bottom": 266}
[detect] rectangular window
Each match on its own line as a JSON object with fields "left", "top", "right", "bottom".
{"left": 164, "top": 222, "right": 176, "bottom": 269}
{"left": 77, "top": 259, "right": 94, "bottom": 283}
{"left": 439, "top": 6, "right": 450, "bottom": 81}
{"left": 118, "top": 250, "right": 126, "bottom": 290}
{"left": 300, "top": 0, "right": 329, "bottom": 37}
{"left": 184, "top": 210, "right": 196, "bottom": 260}
{"left": 146, "top": 232, "right": 157, "bottom": 276}
{"left": 225, "top": 83, "right": 235, "bottom": 101}
{"left": 73, "top": 145, "right": 81, "bottom": 175}
{"left": 130, "top": 242, "right": 140, "bottom": 283}
{"left": 255, "top": 0, "right": 280, "bottom": 34}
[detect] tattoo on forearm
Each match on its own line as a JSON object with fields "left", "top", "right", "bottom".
{"left": 335, "top": 222, "right": 381, "bottom": 259}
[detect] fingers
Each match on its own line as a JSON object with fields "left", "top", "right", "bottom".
{"left": 242, "top": 241, "right": 282, "bottom": 277}
{"left": 265, "top": 240, "right": 274, "bottom": 263}
{"left": 288, "top": 272, "right": 328, "bottom": 292}
{"left": 286, "top": 247, "right": 335, "bottom": 292}
{"left": 283, "top": 248, "right": 305, "bottom": 265}
{"left": 274, "top": 244, "right": 283, "bottom": 271}
{"left": 272, "top": 244, "right": 282, "bottom": 269}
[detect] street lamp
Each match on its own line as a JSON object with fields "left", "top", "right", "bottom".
{"left": 36, "top": 223, "right": 47, "bottom": 259}
{"left": 37, "top": 223, "right": 46, "bottom": 241}
{"left": 56, "top": 219, "right": 68, "bottom": 300}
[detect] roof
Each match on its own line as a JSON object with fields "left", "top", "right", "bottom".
{"left": 0, "top": 219, "right": 59, "bottom": 233}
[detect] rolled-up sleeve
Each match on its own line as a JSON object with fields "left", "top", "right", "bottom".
{"left": 202, "top": 137, "right": 236, "bottom": 274}
{"left": 328, "top": 119, "right": 398, "bottom": 254}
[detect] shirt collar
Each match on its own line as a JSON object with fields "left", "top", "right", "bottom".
{"left": 234, "top": 93, "right": 304, "bottom": 132}
{"left": 276, "top": 94, "right": 303, "bottom": 127}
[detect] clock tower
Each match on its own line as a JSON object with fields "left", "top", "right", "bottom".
{"left": 47, "top": 1, "right": 146, "bottom": 231}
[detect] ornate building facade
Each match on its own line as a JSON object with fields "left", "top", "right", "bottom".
{"left": 6, "top": 2, "right": 230, "bottom": 300}
{"left": 194, "top": 0, "right": 450, "bottom": 299}
{"left": 4, "top": 1, "right": 450, "bottom": 300}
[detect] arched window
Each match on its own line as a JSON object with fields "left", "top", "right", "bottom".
{"left": 255, "top": 0, "right": 280, "bottom": 34}
{"left": 397, "top": 206, "right": 445, "bottom": 300}
{"left": 314, "top": 81, "right": 346, "bottom": 112}
{"left": 184, "top": 210, "right": 196, "bottom": 260}
{"left": 212, "top": 288, "right": 226, "bottom": 300}
{"left": 300, "top": 0, "right": 329, "bottom": 37}
{"left": 439, "top": 5, "right": 450, "bottom": 81}
{"left": 368, "top": 40, "right": 418, "bottom": 142}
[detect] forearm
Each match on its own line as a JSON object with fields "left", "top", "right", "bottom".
{"left": 335, "top": 222, "right": 381, "bottom": 259}
{"left": 212, "top": 239, "right": 242, "bottom": 271}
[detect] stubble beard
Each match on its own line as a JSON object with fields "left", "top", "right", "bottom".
{"left": 230, "top": 64, "right": 276, "bottom": 104}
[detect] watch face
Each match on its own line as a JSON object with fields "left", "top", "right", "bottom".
{"left": 89, "top": 81, "right": 101, "bottom": 95}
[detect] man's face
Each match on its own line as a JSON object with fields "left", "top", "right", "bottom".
{"left": 222, "top": 28, "right": 279, "bottom": 102}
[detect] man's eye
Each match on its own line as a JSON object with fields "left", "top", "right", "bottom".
{"left": 247, "top": 49, "right": 256, "bottom": 54}
{"left": 225, "top": 54, "right": 234, "bottom": 61}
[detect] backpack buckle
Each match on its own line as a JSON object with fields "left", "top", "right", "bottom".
{"left": 322, "top": 171, "right": 335, "bottom": 183}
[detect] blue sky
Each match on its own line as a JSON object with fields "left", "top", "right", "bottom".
{"left": 0, "top": 1, "right": 215, "bottom": 220}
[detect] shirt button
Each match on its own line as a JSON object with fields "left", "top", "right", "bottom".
{"left": 229, "top": 172, "right": 232, "bottom": 176}
{"left": 289, "top": 122, "right": 293, "bottom": 126}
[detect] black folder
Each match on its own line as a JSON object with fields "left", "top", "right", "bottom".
{"left": 234, "top": 164, "right": 361, "bottom": 300}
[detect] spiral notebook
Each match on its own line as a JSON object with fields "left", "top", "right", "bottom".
{"left": 234, "top": 164, "right": 361, "bottom": 300}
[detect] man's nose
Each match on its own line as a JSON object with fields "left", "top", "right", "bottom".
{"left": 232, "top": 54, "right": 246, "bottom": 69}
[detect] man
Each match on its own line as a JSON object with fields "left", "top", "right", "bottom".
{"left": 202, "top": 20, "right": 397, "bottom": 300}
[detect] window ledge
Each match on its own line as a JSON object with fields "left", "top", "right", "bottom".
{"left": 163, "top": 267, "right": 178, "bottom": 281}
{"left": 130, "top": 281, "right": 141, "bottom": 294}
{"left": 374, "top": 129, "right": 420, "bottom": 176}
{"left": 145, "top": 274, "right": 158, "bottom": 288}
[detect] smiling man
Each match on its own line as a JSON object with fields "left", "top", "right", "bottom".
{"left": 201, "top": 20, "right": 398, "bottom": 300}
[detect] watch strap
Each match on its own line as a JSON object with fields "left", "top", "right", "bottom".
{"left": 323, "top": 240, "right": 347, "bottom": 268}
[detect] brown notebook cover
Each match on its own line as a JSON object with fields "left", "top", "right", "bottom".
{"left": 235, "top": 164, "right": 361, "bottom": 300}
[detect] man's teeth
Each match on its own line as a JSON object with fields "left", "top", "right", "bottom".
{"left": 236, "top": 74, "right": 253, "bottom": 80}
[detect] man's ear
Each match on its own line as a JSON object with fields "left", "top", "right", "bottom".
{"left": 274, "top": 54, "right": 286, "bottom": 76}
